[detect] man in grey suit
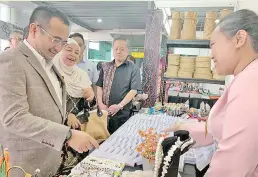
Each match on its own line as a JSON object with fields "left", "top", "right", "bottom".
{"left": 0, "top": 6, "right": 98, "bottom": 176}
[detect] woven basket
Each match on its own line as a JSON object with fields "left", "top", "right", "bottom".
{"left": 195, "top": 61, "right": 211, "bottom": 68}
{"left": 180, "top": 56, "right": 195, "bottom": 63}
{"left": 178, "top": 71, "right": 193, "bottom": 78}
{"left": 196, "top": 56, "right": 211, "bottom": 62}
{"left": 203, "top": 12, "right": 217, "bottom": 39}
{"left": 168, "top": 54, "right": 181, "bottom": 66}
{"left": 180, "top": 63, "right": 195, "bottom": 69}
{"left": 165, "top": 69, "right": 178, "bottom": 77}
{"left": 167, "top": 65, "right": 179, "bottom": 71}
{"left": 184, "top": 11, "right": 198, "bottom": 19}
{"left": 181, "top": 12, "right": 197, "bottom": 40}
{"left": 181, "top": 19, "right": 197, "bottom": 39}
{"left": 170, "top": 12, "right": 183, "bottom": 39}
{"left": 194, "top": 73, "right": 213, "bottom": 79}
{"left": 195, "top": 67, "right": 212, "bottom": 74}
{"left": 219, "top": 9, "right": 233, "bottom": 20}
{"left": 179, "top": 68, "right": 195, "bottom": 73}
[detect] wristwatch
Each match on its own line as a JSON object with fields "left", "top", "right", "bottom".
{"left": 65, "top": 129, "right": 72, "bottom": 144}
{"left": 118, "top": 103, "right": 124, "bottom": 110}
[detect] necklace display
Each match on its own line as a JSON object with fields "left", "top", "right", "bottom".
{"left": 68, "top": 114, "right": 196, "bottom": 177}
{"left": 68, "top": 156, "right": 125, "bottom": 177}
{"left": 160, "top": 138, "right": 183, "bottom": 177}
{"left": 120, "top": 131, "right": 195, "bottom": 177}
{"left": 153, "top": 137, "right": 164, "bottom": 177}
{"left": 153, "top": 137, "right": 183, "bottom": 177}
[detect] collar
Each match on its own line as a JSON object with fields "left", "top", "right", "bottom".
{"left": 23, "top": 40, "right": 54, "bottom": 70}
{"left": 111, "top": 59, "right": 129, "bottom": 66}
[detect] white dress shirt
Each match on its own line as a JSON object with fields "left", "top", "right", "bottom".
{"left": 23, "top": 40, "right": 63, "bottom": 104}
{"left": 77, "top": 59, "right": 98, "bottom": 84}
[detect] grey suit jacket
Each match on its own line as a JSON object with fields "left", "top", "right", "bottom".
{"left": 0, "top": 43, "right": 70, "bottom": 177}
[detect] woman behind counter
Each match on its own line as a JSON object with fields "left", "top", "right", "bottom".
{"left": 53, "top": 38, "right": 97, "bottom": 175}
{"left": 164, "top": 9, "right": 258, "bottom": 177}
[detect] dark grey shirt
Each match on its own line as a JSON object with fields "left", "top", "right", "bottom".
{"left": 96, "top": 60, "right": 142, "bottom": 110}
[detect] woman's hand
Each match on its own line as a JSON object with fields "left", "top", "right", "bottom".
{"left": 83, "top": 87, "right": 95, "bottom": 102}
{"left": 68, "top": 113, "right": 82, "bottom": 129}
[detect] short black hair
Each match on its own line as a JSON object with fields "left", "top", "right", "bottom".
{"left": 69, "top": 33, "right": 85, "bottom": 44}
{"left": 23, "top": 25, "right": 29, "bottom": 39}
{"left": 29, "top": 6, "right": 70, "bottom": 29}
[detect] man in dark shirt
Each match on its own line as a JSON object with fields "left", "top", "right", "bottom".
{"left": 96, "top": 38, "right": 142, "bottom": 134}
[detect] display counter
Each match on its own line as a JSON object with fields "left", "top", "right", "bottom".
{"left": 68, "top": 114, "right": 213, "bottom": 177}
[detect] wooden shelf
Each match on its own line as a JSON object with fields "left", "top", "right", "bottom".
{"left": 167, "top": 40, "right": 210, "bottom": 48}
{"left": 163, "top": 77, "right": 225, "bottom": 85}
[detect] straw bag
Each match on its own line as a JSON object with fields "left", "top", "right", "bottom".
{"left": 81, "top": 109, "right": 110, "bottom": 143}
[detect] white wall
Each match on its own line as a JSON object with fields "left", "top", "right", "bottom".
{"left": 80, "top": 32, "right": 113, "bottom": 41}
{"left": 237, "top": 0, "right": 258, "bottom": 12}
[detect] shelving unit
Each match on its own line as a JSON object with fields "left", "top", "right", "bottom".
{"left": 166, "top": 40, "right": 210, "bottom": 48}
{"left": 163, "top": 77, "right": 225, "bottom": 85}
{"left": 161, "top": 40, "right": 225, "bottom": 105}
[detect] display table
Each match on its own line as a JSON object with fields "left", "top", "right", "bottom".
{"left": 69, "top": 114, "right": 211, "bottom": 177}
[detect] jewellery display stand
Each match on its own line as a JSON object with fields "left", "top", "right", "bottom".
{"left": 157, "top": 130, "right": 195, "bottom": 177}
{"left": 119, "top": 130, "right": 195, "bottom": 177}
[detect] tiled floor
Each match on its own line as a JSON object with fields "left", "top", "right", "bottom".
{"left": 180, "top": 164, "right": 196, "bottom": 177}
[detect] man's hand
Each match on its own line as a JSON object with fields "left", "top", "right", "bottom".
{"left": 99, "top": 103, "right": 108, "bottom": 111}
{"left": 108, "top": 104, "right": 121, "bottom": 116}
{"left": 67, "top": 113, "right": 81, "bottom": 129}
{"left": 67, "top": 130, "right": 99, "bottom": 153}
{"left": 83, "top": 88, "right": 95, "bottom": 102}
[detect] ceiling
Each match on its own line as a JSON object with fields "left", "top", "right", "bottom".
{"left": 33, "top": 1, "right": 155, "bottom": 32}
{"left": 0, "top": 1, "right": 89, "bottom": 32}
{"left": 169, "top": 7, "right": 235, "bottom": 31}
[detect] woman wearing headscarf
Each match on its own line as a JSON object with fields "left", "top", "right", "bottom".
{"left": 164, "top": 9, "right": 258, "bottom": 177}
{"left": 53, "top": 38, "right": 97, "bottom": 175}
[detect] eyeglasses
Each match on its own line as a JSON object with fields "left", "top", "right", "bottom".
{"left": 37, "top": 25, "right": 67, "bottom": 46}
{"left": 10, "top": 37, "right": 23, "bottom": 42}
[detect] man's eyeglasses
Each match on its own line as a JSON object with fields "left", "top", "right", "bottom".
{"left": 37, "top": 25, "right": 67, "bottom": 46}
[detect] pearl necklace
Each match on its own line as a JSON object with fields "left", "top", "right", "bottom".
{"left": 160, "top": 137, "right": 183, "bottom": 177}
{"left": 153, "top": 137, "right": 165, "bottom": 177}
{"left": 153, "top": 136, "right": 194, "bottom": 177}
{"left": 180, "top": 138, "right": 194, "bottom": 151}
